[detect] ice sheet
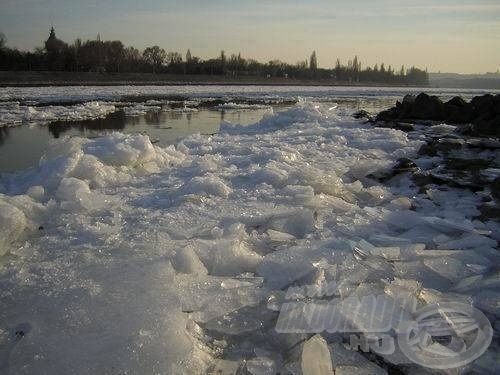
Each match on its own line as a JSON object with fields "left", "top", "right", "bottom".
{"left": 0, "top": 99, "right": 498, "bottom": 373}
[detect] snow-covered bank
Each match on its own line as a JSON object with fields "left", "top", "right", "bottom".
{"left": 0, "top": 102, "right": 498, "bottom": 373}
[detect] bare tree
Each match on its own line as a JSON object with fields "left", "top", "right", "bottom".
{"left": 220, "top": 50, "right": 226, "bottom": 73}
{"left": 143, "top": 46, "right": 166, "bottom": 73}
{"left": 167, "top": 51, "right": 182, "bottom": 65}
{"left": 309, "top": 51, "right": 318, "bottom": 71}
{"left": 309, "top": 51, "right": 318, "bottom": 78}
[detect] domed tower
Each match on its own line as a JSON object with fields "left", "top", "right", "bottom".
{"left": 48, "top": 26, "right": 56, "bottom": 40}
{"left": 45, "top": 26, "right": 67, "bottom": 70}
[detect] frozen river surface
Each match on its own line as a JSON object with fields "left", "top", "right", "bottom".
{"left": 0, "top": 86, "right": 499, "bottom": 374}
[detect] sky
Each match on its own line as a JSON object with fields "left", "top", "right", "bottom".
{"left": 0, "top": 0, "right": 499, "bottom": 74}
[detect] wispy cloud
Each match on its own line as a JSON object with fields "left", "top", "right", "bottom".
{"left": 397, "top": 3, "right": 500, "bottom": 14}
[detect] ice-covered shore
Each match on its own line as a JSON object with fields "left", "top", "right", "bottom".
{"left": 2, "top": 85, "right": 497, "bottom": 128}
{"left": 0, "top": 102, "right": 499, "bottom": 374}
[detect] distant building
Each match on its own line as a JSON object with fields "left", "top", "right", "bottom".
{"left": 45, "top": 26, "right": 67, "bottom": 70}
{"left": 45, "top": 27, "right": 66, "bottom": 54}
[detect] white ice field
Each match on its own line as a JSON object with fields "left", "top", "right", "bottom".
{"left": 0, "top": 86, "right": 499, "bottom": 374}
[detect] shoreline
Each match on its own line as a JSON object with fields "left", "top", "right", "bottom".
{"left": 1, "top": 82, "right": 421, "bottom": 88}
{"left": 0, "top": 71, "right": 424, "bottom": 88}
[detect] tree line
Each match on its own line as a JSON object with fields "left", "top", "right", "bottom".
{"left": 0, "top": 30, "right": 429, "bottom": 85}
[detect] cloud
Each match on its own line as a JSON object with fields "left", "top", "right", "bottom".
{"left": 397, "top": 3, "right": 500, "bottom": 14}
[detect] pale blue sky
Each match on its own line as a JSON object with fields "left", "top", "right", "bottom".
{"left": 1, "top": 0, "right": 499, "bottom": 73}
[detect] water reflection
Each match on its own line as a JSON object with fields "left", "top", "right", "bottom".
{"left": 48, "top": 111, "right": 127, "bottom": 138}
{"left": 0, "top": 97, "right": 400, "bottom": 173}
{"left": 0, "top": 107, "right": 272, "bottom": 173}
{"left": 144, "top": 111, "right": 162, "bottom": 125}
{"left": 0, "top": 127, "right": 10, "bottom": 147}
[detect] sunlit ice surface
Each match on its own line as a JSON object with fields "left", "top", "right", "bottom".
{"left": 0, "top": 86, "right": 499, "bottom": 374}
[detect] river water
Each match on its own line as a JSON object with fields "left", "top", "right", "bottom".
{"left": 1, "top": 85, "right": 497, "bottom": 173}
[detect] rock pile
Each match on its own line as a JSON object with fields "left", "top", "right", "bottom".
{"left": 376, "top": 93, "right": 500, "bottom": 135}
{"left": 369, "top": 93, "right": 500, "bottom": 222}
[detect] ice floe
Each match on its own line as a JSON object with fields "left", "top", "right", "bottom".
{"left": 216, "top": 102, "right": 272, "bottom": 111}
{"left": 0, "top": 101, "right": 117, "bottom": 126}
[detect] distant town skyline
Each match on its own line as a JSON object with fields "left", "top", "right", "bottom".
{"left": 1, "top": 0, "right": 499, "bottom": 74}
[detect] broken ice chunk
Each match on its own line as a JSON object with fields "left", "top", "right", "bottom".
{"left": 384, "top": 210, "right": 424, "bottom": 230}
{"left": 364, "top": 185, "right": 393, "bottom": 204}
{"left": 266, "top": 229, "right": 297, "bottom": 248}
{"left": 241, "top": 209, "right": 316, "bottom": 238}
{"left": 370, "top": 246, "right": 401, "bottom": 261}
{"left": 0, "top": 200, "right": 27, "bottom": 257}
{"left": 251, "top": 163, "right": 289, "bottom": 188}
{"left": 195, "top": 238, "right": 263, "bottom": 277}
{"left": 322, "top": 196, "right": 358, "bottom": 212}
{"left": 413, "top": 249, "right": 463, "bottom": 257}
{"left": 202, "top": 304, "right": 277, "bottom": 336}
{"left": 369, "top": 234, "right": 412, "bottom": 246}
{"left": 419, "top": 287, "right": 472, "bottom": 306}
{"left": 393, "top": 260, "right": 452, "bottom": 290}
{"left": 175, "top": 274, "right": 267, "bottom": 323}
{"left": 439, "top": 234, "right": 497, "bottom": 250}
{"left": 221, "top": 276, "right": 264, "bottom": 290}
{"left": 211, "top": 240, "right": 263, "bottom": 276}
{"left": 423, "top": 256, "right": 477, "bottom": 282}
{"left": 245, "top": 356, "right": 278, "bottom": 375}
{"left": 335, "top": 256, "right": 394, "bottom": 288}
{"left": 179, "top": 175, "right": 232, "bottom": 198}
{"left": 448, "top": 251, "right": 492, "bottom": 273}
{"left": 422, "top": 216, "right": 475, "bottom": 234}
{"left": 388, "top": 197, "right": 412, "bottom": 210}
{"left": 173, "top": 246, "right": 208, "bottom": 275}
{"left": 209, "top": 359, "right": 241, "bottom": 374}
{"left": 384, "top": 278, "right": 422, "bottom": 299}
{"left": 55, "top": 177, "right": 109, "bottom": 210}
{"left": 354, "top": 239, "right": 401, "bottom": 260}
{"left": 267, "top": 210, "right": 316, "bottom": 238}
{"left": 329, "top": 342, "right": 387, "bottom": 375}
{"left": 26, "top": 185, "right": 45, "bottom": 201}
{"left": 55, "top": 177, "right": 91, "bottom": 201}
{"left": 301, "top": 335, "right": 333, "bottom": 375}
{"left": 282, "top": 185, "right": 316, "bottom": 201}
{"left": 266, "top": 291, "right": 287, "bottom": 311}
{"left": 344, "top": 291, "right": 400, "bottom": 333}
{"left": 257, "top": 245, "right": 315, "bottom": 289}
{"left": 451, "top": 275, "right": 484, "bottom": 293}
{"left": 399, "top": 226, "right": 445, "bottom": 245}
